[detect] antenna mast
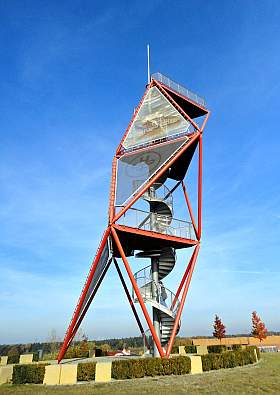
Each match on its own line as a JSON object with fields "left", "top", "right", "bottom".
{"left": 147, "top": 44, "right": 150, "bottom": 84}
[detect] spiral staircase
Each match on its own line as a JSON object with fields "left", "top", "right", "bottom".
{"left": 132, "top": 178, "right": 181, "bottom": 352}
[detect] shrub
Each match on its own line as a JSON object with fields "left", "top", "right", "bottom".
{"left": 77, "top": 362, "right": 96, "bottom": 381}
{"left": 185, "top": 345, "right": 197, "bottom": 354}
{"left": 8, "top": 354, "right": 20, "bottom": 364}
{"left": 171, "top": 345, "right": 179, "bottom": 354}
{"left": 170, "top": 356, "right": 191, "bottom": 375}
{"left": 7, "top": 346, "right": 20, "bottom": 364}
{"left": 201, "top": 353, "right": 223, "bottom": 371}
{"left": 64, "top": 346, "right": 89, "bottom": 359}
{"left": 111, "top": 356, "right": 191, "bottom": 380}
{"left": 246, "top": 346, "right": 259, "bottom": 363}
{"left": 142, "top": 358, "right": 164, "bottom": 377}
{"left": 232, "top": 344, "right": 242, "bottom": 351}
{"left": 221, "top": 351, "right": 237, "bottom": 368}
{"left": 201, "top": 346, "right": 259, "bottom": 372}
{"left": 32, "top": 352, "right": 39, "bottom": 362}
{"left": 207, "top": 345, "right": 227, "bottom": 354}
{"left": 12, "top": 364, "right": 48, "bottom": 384}
{"left": 112, "top": 359, "right": 145, "bottom": 379}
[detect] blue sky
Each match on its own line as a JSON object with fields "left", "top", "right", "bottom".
{"left": 0, "top": 0, "right": 279, "bottom": 344}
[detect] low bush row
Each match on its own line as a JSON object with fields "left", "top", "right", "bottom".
{"left": 111, "top": 356, "right": 191, "bottom": 380}
{"left": 12, "top": 364, "right": 48, "bottom": 384}
{"left": 173, "top": 344, "right": 246, "bottom": 355}
{"left": 77, "top": 362, "right": 96, "bottom": 381}
{"left": 185, "top": 345, "right": 197, "bottom": 354}
{"left": 7, "top": 352, "right": 39, "bottom": 365}
{"left": 8, "top": 347, "right": 260, "bottom": 384}
{"left": 202, "top": 346, "right": 259, "bottom": 371}
{"left": 207, "top": 345, "right": 227, "bottom": 353}
{"left": 232, "top": 344, "right": 242, "bottom": 351}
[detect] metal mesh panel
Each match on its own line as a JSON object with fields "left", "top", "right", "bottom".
{"left": 79, "top": 240, "right": 110, "bottom": 316}
{"left": 115, "top": 139, "right": 187, "bottom": 206}
{"left": 122, "top": 87, "right": 191, "bottom": 149}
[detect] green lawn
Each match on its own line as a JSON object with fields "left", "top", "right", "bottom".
{"left": 1, "top": 353, "right": 280, "bottom": 395}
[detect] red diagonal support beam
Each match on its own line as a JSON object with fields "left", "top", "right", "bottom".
{"left": 57, "top": 226, "right": 111, "bottom": 363}
{"left": 166, "top": 244, "right": 200, "bottom": 358}
{"left": 182, "top": 181, "right": 198, "bottom": 240}
{"left": 153, "top": 79, "right": 200, "bottom": 132}
{"left": 111, "top": 226, "right": 164, "bottom": 357}
{"left": 198, "top": 134, "right": 202, "bottom": 240}
{"left": 200, "top": 111, "right": 210, "bottom": 134}
{"left": 114, "top": 258, "right": 149, "bottom": 350}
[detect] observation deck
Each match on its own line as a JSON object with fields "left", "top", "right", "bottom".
{"left": 113, "top": 182, "right": 198, "bottom": 257}
{"left": 151, "top": 72, "right": 207, "bottom": 118}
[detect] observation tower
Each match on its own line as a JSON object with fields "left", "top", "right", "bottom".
{"left": 58, "top": 72, "right": 210, "bottom": 361}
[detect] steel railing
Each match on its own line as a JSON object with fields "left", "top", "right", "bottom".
{"left": 117, "top": 207, "right": 195, "bottom": 240}
{"left": 120, "top": 128, "right": 194, "bottom": 154}
{"left": 132, "top": 181, "right": 173, "bottom": 207}
{"left": 133, "top": 278, "right": 180, "bottom": 317}
{"left": 152, "top": 72, "right": 206, "bottom": 108}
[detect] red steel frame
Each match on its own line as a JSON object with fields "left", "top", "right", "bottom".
{"left": 57, "top": 80, "right": 210, "bottom": 362}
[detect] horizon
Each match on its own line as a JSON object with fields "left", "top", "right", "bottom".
{"left": 2, "top": 331, "right": 280, "bottom": 348}
{"left": 1, "top": 0, "right": 280, "bottom": 344}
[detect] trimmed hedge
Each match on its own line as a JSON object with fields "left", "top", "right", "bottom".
{"left": 77, "top": 362, "right": 96, "bottom": 381}
{"left": 185, "top": 345, "right": 197, "bottom": 354}
{"left": 232, "top": 344, "right": 242, "bottom": 351}
{"left": 202, "top": 346, "right": 259, "bottom": 372}
{"left": 12, "top": 364, "right": 48, "bottom": 384}
{"left": 32, "top": 352, "right": 39, "bottom": 362}
{"left": 8, "top": 354, "right": 20, "bottom": 364}
{"left": 207, "top": 345, "right": 227, "bottom": 354}
{"left": 8, "top": 352, "right": 39, "bottom": 364}
{"left": 171, "top": 345, "right": 179, "bottom": 354}
{"left": 111, "top": 356, "right": 191, "bottom": 380}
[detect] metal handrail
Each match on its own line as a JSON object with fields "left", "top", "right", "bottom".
{"left": 133, "top": 279, "right": 180, "bottom": 316}
{"left": 134, "top": 264, "right": 152, "bottom": 284}
{"left": 133, "top": 181, "right": 173, "bottom": 207}
{"left": 117, "top": 207, "right": 195, "bottom": 240}
{"left": 120, "top": 129, "right": 193, "bottom": 154}
{"left": 151, "top": 72, "right": 206, "bottom": 107}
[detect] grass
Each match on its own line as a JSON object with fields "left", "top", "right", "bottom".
{"left": 1, "top": 353, "right": 280, "bottom": 395}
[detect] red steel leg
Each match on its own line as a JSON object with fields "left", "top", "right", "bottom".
{"left": 57, "top": 227, "right": 111, "bottom": 363}
{"left": 198, "top": 135, "right": 202, "bottom": 240}
{"left": 166, "top": 244, "right": 200, "bottom": 357}
{"left": 182, "top": 181, "right": 198, "bottom": 239}
{"left": 114, "top": 259, "right": 149, "bottom": 349}
{"left": 111, "top": 227, "right": 164, "bottom": 357}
